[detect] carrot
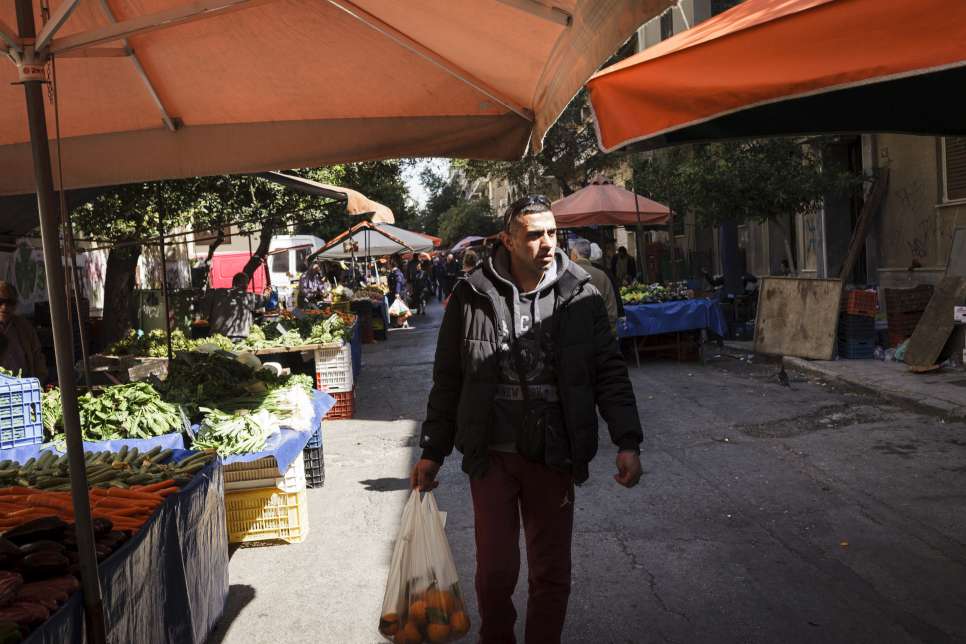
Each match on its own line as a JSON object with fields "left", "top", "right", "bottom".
{"left": 26, "top": 494, "right": 75, "bottom": 514}
{"left": 134, "top": 479, "right": 176, "bottom": 494}
{"left": 91, "top": 487, "right": 162, "bottom": 503}
{"left": 0, "top": 487, "right": 39, "bottom": 496}
{"left": 158, "top": 487, "right": 180, "bottom": 497}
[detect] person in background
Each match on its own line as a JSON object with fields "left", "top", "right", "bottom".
{"left": 298, "top": 261, "right": 325, "bottom": 308}
{"left": 0, "top": 282, "right": 47, "bottom": 382}
{"left": 261, "top": 285, "right": 280, "bottom": 313}
{"left": 202, "top": 273, "right": 259, "bottom": 341}
{"left": 611, "top": 246, "right": 638, "bottom": 286}
{"left": 413, "top": 260, "right": 432, "bottom": 316}
{"left": 432, "top": 255, "right": 446, "bottom": 301}
{"left": 591, "top": 242, "right": 624, "bottom": 318}
{"left": 570, "top": 240, "right": 619, "bottom": 333}
{"left": 444, "top": 253, "right": 460, "bottom": 296}
{"left": 460, "top": 249, "right": 479, "bottom": 278}
{"left": 390, "top": 261, "right": 407, "bottom": 299}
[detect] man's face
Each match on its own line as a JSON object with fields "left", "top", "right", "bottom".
{"left": 0, "top": 297, "right": 16, "bottom": 323}
{"left": 501, "top": 210, "right": 557, "bottom": 277}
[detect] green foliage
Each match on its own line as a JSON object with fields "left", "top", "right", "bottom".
{"left": 630, "top": 138, "right": 858, "bottom": 228}
{"left": 419, "top": 165, "right": 462, "bottom": 235}
{"left": 438, "top": 199, "right": 501, "bottom": 246}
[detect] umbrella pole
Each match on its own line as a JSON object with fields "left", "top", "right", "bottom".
{"left": 15, "top": 2, "right": 107, "bottom": 642}
{"left": 632, "top": 161, "right": 646, "bottom": 283}
{"left": 156, "top": 184, "right": 174, "bottom": 363}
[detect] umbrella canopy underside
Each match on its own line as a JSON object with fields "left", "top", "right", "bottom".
{"left": 0, "top": 0, "right": 672, "bottom": 195}
{"left": 587, "top": 0, "right": 966, "bottom": 152}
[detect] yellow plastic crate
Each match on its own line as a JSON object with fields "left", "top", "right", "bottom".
{"left": 223, "top": 453, "right": 305, "bottom": 492}
{"left": 225, "top": 486, "right": 309, "bottom": 544}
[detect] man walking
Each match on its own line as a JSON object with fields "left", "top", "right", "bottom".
{"left": 412, "top": 195, "right": 643, "bottom": 644}
{"left": 611, "top": 246, "right": 638, "bottom": 286}
{"left": 570, "top": 239, "right": 619, "bottom": 334}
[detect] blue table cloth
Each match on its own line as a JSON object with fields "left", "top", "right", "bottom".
{"left": 25, "top": 457, "right": 228, "bottom": 644}
{"left": 617, "top": 299, "right": 727, "bottom": 339}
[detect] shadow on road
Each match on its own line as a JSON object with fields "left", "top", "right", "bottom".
{"left": 206, "top": 584, "right": 256, "bottom": 644}
{"left": 360, "top": 476, "right": 412, "bottom": 492}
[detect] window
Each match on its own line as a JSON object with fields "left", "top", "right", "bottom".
{"left": 272, "top": 251, "right": 290, "bottom": 274}
{"left": 660, "top": 11, "right": 673, "bottom": 40}
{"left": 712, "top": 0, "right": 744, "bottom": 16}
{"left": 943, "top": 137, "right": 966, "bottom": 202}
{"left": 296, "top": 248, "right": 312, "bottom": 272}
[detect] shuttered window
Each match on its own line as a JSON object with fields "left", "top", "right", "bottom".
{"left": 944, "top": 137, "right": 966, "bottom": 201}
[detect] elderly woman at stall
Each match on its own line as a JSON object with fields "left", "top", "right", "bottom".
{"left": 0, "top": 282, "right": 47, "bottom": 382}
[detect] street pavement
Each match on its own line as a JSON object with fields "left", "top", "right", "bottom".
{"left": 210, "top": 299, "right": 966, "bottom": 644}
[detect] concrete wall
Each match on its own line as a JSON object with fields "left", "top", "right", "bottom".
{"left": 873, "top": 134, "right": 966, "bottom": 288}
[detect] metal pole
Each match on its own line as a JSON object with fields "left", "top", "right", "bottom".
{"left": 631, "top": 161, "right": 646, "bottom": 283}
{"left": 156, "top": 183, "right": 174, "bottom": 363}
{"left": 14, "top": 2, "right": 107, "bottom": 642}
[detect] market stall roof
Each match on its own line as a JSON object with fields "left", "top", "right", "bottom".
{"left": 255, "top": 172, "right": 394, "bottom": 224}
{"left": 413, "top": 230, "right": 442, "bottom": 248}
{"left": 312, "top": 221, "right": 434, "bottom": 259}
{"left": 450, "top": 235, "right": 486, "bottom": 253}
{"left": 0, "top": 0, "right": 674, "bottom": 196}
{"left": 552, "top": 177, "right": 669, "bottom": 227}
{"left": 587, "top": 0, "right": 966, "bottom": 152}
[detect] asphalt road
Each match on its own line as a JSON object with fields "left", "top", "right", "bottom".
{"left": 211, "top": 299, "right": 966, "bottom": 644}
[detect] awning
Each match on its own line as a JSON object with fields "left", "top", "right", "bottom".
{"left": 587, "top": 0, "right": 966, "bottom": 152}
{"left": 552, "top": 177, "right": 669, "bottom": 227}
{"left": 0, "top": 0, "right": 674, "bottom": 195}
{"left": 313, "top": 221, "right": 434, "bottom": 259}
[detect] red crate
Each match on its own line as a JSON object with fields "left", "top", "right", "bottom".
{"left": 841, "top": 289, "right": 877, "bottom": 317}
{"left": 324, "top": 389, "right": 355, "bottom": 420}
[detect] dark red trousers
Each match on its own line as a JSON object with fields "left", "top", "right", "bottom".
{"left": 470, "top": 451, "right": 575, "bottom": 644}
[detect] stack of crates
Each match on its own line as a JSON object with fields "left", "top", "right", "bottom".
{"left": 0, "top": 374, "right": 44, "bottom": 450}
{"left": 838, "top": 289, "right": 877, "bottom": 359}
{"left": 884, "top": 285, "right": 934, "bottom": 347}
{"left": 315, "top": 344, "right": 355, "bottom": 420}
{"left": 223, "top": 453, "right": 309, "bottom": 544}
{"left": 302, "top": 427, "right": 325, "bottom": 488}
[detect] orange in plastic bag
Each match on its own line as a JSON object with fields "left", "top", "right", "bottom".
{"left": 379, "top": 490, "right": 471, "bottom": 643}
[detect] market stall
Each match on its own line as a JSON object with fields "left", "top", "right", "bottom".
{"left": 618, "top": 284, "right": 727, "bottom": 366}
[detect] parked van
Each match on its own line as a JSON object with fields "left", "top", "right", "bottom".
{"left": 208, "top": 235, "right": 324, "bottom": 308}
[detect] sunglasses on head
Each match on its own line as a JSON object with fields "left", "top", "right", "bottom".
{"left": 503, "top": 195, "right": 551, "bottom": 231}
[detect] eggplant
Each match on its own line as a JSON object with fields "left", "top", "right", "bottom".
{"left": 18, "top": 541, "right": 66, "bottom": 557}
{"left": 3, "top": 518, "right": 67, "bottom": 546}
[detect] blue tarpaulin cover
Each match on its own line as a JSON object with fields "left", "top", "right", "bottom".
{"left": 0, "top": 433, "right": 185, "bottom": 467}
{"left": 617, "top": 299, "right": 728, "bottom": 338}
{"left": 220, "top": 389, "right": 333, "bottom": 474}
{"left": 25, "top": 457, "right": 228, "bottom": 644}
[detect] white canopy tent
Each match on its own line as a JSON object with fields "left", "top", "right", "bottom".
{"left": 314, "top": 221, "right": 434, "bottom": 259}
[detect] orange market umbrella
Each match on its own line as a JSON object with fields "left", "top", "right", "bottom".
{"left": 0, "top": 0, "right": 675, "bottom": 194}
{"left": 552, "top": 177, "right": 669, "bottom": 227}
{"left": 587, "top": 0, "right": 966, "bottom": 153}
{"left": 256, "top": 171, "right": 395, "bottom": 223}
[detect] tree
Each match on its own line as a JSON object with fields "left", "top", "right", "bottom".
{"left": 630, "top": 138, "right": 858, "bottom": 275}
{"left": 438, "top": 199, "right": 501, "bottom": 246}
{"left": 419, "top": 166, "right": 462, "bottom": 236}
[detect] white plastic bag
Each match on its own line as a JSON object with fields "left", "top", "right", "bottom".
{"left": 388, "top": 295, "right": 412, "bottom": 318}
{"left": 379, "top": 490, "right": 471, "bottom": 643}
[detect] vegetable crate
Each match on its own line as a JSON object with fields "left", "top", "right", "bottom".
{"left": 840, "top": 289, "right": 878, "bottom": 317}
{"left": 314, "top": 344, "right": 353, "bottom": 393}
{"left": 303, "top": 445, "right": 325, "bottom": 488}
{"left": 223, "top": 453, "right": 306, "bottom": 493}
{"left": 225, "top": 486, "right": 309, "bottom": 544}
{"left": 0, "top": 374, "right": 43, "bottom": 450}
{"left": 324, "top": 389, "right": 355, "bottom": 420}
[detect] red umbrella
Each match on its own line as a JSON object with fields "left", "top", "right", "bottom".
{"left": 552, "top": 177, "right": 669, "bottom": 228}
{"left": 587, "top": 0, "right": 966, "bottom": 152}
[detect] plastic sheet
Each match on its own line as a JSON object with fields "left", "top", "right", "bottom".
{"left": 0, "top": 432, "right": 186, "bottom": 467}
{"left": 220, "top": 389, "right": 334, "bottom": 474}
{"left": 24, "top": 457, "right": 228, "bottom": 644}
{"left": 617, "top": 299, "right": 728, "bottom": 339}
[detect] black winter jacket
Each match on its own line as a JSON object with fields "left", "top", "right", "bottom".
{"left": 420, "top": 247, "right": 642, "bottom": 484}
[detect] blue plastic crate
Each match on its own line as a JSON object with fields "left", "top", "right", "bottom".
{"left": 0, "top": 374, "right": 44, "bottom": 449}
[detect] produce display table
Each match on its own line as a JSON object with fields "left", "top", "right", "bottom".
{"left": 24, "top": 457, "right": 228, "bottom": 644}
{"left": 221, "top": 389, "right": 334, "bottom": 476}
{"left": 0, "top": 433, "right": 186, "bottom": 467}
{"left": 617, "top": 299, "right": 727, "bottom": 366}
{"left": 251, "top": 341, "right": 343, "bottom": 356}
